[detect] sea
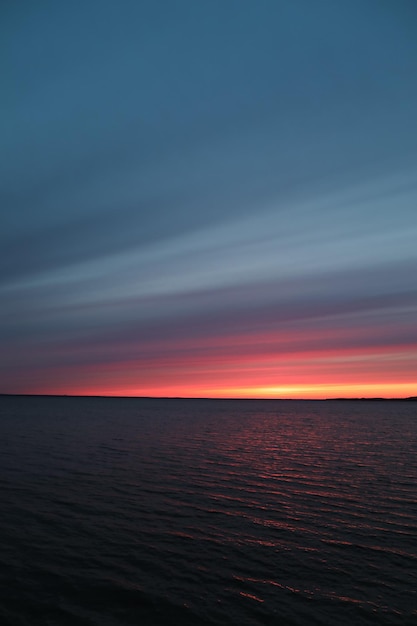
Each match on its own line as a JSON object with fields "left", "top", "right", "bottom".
{"left": 0, "top": 396, "right": 416, "bottom": 626}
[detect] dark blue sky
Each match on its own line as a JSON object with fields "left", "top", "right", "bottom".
{"left": 2, "top": 0, "right": 417, "bottom": 396}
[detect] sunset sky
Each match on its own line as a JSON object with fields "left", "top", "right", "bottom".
{"left": 2, "top": 0, "right": 417, "bottom": 398}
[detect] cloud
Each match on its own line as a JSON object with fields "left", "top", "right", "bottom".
{"left": 1, "top": 1, "right": 417, "bottom": 395}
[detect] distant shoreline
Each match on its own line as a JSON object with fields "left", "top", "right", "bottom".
{"left": 0, "top": 394, "right": 416, "bottom": 402}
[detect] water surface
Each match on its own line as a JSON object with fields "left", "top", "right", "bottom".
{"left": 0, "top": 397, "right": 416, "bottom": 625}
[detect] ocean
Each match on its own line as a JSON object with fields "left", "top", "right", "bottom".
{"left": 0, "top": 396, "right": 416, "bottom": 625}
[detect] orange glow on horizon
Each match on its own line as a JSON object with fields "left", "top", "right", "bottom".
{"left": 35, "top": 381, "right": 416, "bottom": 400}
{"left": 12, "top": 328, "right": 417, "bottom": 399}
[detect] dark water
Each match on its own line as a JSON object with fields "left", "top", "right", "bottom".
{"left": 0, "top": 397, "right": 416, "bottom": 626}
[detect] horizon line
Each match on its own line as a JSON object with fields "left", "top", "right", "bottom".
{"left": 1, "top": 393, "right": 416, "bottom": 401}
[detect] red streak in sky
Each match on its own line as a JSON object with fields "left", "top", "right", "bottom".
{"left": 27, "top": 333, "right": 416, "bottom": 399}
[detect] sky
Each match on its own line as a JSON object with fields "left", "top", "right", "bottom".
{"left": 1, "top": 0, "right": 417, "bottom": 398}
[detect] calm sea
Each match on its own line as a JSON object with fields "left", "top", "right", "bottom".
{"left": 0, "top": 396, "right": 416, "bottom": 625}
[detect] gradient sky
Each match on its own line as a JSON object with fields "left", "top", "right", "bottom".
{"left": 2, "top": 0, "right": 417, "bottom": 398}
